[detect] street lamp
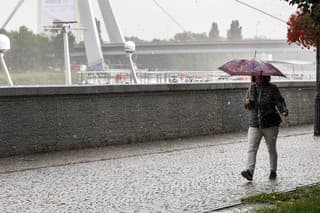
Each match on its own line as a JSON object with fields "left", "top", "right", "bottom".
{"left": 314, "top": 47, "right": 320, "bottom": 135}
{"left": 124, "top": 41, "right": 138, "bottom": 84}
{"left": 45, "top": 21, "right": 82, "bottom": 86}
{"left": 0, "top": 34, "right": 13, "bottom": 86}
{"left": 53, "top": 21, "right": 79, "bottom": 86}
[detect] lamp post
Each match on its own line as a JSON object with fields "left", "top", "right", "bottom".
{"left": 314, "top": 47, "right": 320, "bottom": 135}
{"left": 46, "top": 21, "right": 84, "bottom": 86}
{"left": 61, "top": 25, "right": 72, "bottom": 86}
{"left": 0, "top": 34, "right": 13, "bottom": 86}
{"left": 124, "top": 41, "right": 138, "bottom": 84}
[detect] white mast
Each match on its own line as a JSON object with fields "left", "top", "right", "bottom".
{"left": 78, "top": 0, "right": 105, "bottom": 70}
{"left": 97, "top": 0, "right": 125, "bottom": 43}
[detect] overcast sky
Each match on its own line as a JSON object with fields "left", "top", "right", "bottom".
{"left": 0, "top": 0, "right": 297, "bottom": 41}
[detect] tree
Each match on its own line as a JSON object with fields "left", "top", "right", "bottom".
{"left": 0, "top": 29, "right": 7, "bottom": 34}
{"left": 49, "top": 24, "right": 76, "bottom": 69}
{"left": 5, "top": 26, "right": 51, "bottom": 71}
{"left": 284, "top": 0, "right": 320, "bottom": 135}
{"left": 287, "top": 11, "right": 320, "bottom": 48}
{"left": 0, "top": 25, "right": 79, "bottom": 72}
{"left": 10, "top": 26, "right": 35, "bottom": 70}
{"left": 173, "top": 31, "right": 208, "bottom": 42}
{"left": 209, "top": 22, "right": 220, "bottom": 40}
{"left": 285, "top": 0, "right": 320, "bottom": 30}
{"left": 95, "top": 18, "right": 103, "bottom": 44}
{"left": 125, "top": 36, "right": 146, "bottom": 43}
{"left": 227, "top": 20, "right": 242, "bottom": 40}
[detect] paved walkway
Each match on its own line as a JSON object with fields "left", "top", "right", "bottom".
{"left": 0, "top": 125, "right": 319, "bottom": 212}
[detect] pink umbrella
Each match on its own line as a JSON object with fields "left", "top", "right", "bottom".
{"left": 218, "top": 59, "right": 286, "bottom": 77}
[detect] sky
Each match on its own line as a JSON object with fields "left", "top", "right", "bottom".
{"left": 0, "top": 0, "right": 298, "bottom": 41}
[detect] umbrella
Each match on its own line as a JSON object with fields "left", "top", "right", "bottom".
{"left": 218, "top": 59, "right": 286, "bottom": 77}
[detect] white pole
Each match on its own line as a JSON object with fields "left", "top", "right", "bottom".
{"left": 37, "top": 0, "right": 41, "bottom": 34}
{"left": 63, "top": 26, "right": 72, "bottom": 85}
{"left": 0, "top": 53, "right": 13, "bottom": 86}
{"left": 128, "top": 53, "right": 138, "bottom": 84}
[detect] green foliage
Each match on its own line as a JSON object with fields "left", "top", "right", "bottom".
{"left": 127, "top": 22, "right": 222, "bottom": 43}
{"left": 242, "top": 184, "right": 320, "bottom": 212}
{"left": 209, "top": 22, "right": 220, "bottom": 40}
{"left": 284, "top": 0, "right": 319, "bottom": 95}
{"left": 173, "top": 31, "right": 209, "bottom": 42}
{"left": 0, "top": 70, "right": 78, "bottom": 86}
{"left": 1, "top": 25, "right": 75, "bottom": 72}
{"left": 125, "top": 36, "right": 146, "bottom": 43}
{"left": 149, "top": 38, "right": 173, "bottom": 44}
{"left": 284, "top": 0, "right": 320, "bottom": 33}
{"left": 95, "top": 18, "right": 103, "bottom": 44}
{"left": 227, "top": 20, "right": 243, "bottom": 41}
{"left": 5, "top": 26, "right": 51, "bottom": 71}
{"left": 49, "top": 23, "right": 76, "bottom": 69}
{"left": 0, "top": 28, "right": 7, "bottom": 34}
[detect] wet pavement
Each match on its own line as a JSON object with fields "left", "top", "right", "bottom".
{"left": 0, "top": 125, "right": 319, "bottom": 212}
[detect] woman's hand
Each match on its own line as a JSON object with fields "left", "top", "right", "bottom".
{"left": 245, "top": 98, "right": 251, "bottom": 106}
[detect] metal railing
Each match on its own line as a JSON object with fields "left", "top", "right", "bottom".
{"left": 78, "top": 70, "right": 231, "bottom": 85}
{"left": 77, "top": 70, "right": 316, "bottom": 85}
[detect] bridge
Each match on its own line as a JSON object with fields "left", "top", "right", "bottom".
{"left": 73, "top": 40, "right": 302, "bottom": 56}
{"left": 72, "top": 40, "right": 315, "bottom": 71}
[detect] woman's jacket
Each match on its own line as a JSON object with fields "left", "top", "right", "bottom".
{"left": 246, "top": 82, "right": 288, "bottom": 128}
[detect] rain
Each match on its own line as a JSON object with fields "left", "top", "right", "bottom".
{"left": 0, "top": 0, "right": 319, "bottom": 212}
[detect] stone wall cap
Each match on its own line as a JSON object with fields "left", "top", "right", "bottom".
{"left": 0, "top": 81, "right": 315, "bottom": 97}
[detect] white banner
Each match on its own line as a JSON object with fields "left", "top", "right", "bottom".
{"left": 39, "top": 0, "right": 76, "bottom": 29}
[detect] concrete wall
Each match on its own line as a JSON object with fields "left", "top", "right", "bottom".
{"left": 0, "top": 81, "right": 315, "bottom": 157}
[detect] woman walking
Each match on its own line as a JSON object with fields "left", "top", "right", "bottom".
{"left": 241, "top": 76, "right": 288, "bottom": 181}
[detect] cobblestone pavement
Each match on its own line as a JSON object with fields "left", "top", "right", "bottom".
{"left": 0, "top": 125, "right": 319, "bottom": 212}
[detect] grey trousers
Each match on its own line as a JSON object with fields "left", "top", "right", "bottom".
{"left": 246, "top": 127, "right": 279, "bottom": 173}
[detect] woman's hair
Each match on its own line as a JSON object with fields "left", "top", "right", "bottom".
{"left": 255, "top": 76, "right": 271, "bottom": 84}
{"left": 251, "top": 76, "right": 256, "bottom": 82}
{"left": 264, "top": 76, "right": 271, "bottom": 83}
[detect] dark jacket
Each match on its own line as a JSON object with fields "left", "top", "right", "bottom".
{"left": 245, "top": 82, "right": 288, "bottom": 128}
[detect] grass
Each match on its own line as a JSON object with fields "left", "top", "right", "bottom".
{"left": 242, "top": 184, "right": 320, "bottom": 212}
{"left": 0, "top": 70, "right": 79, "bottom": 86}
